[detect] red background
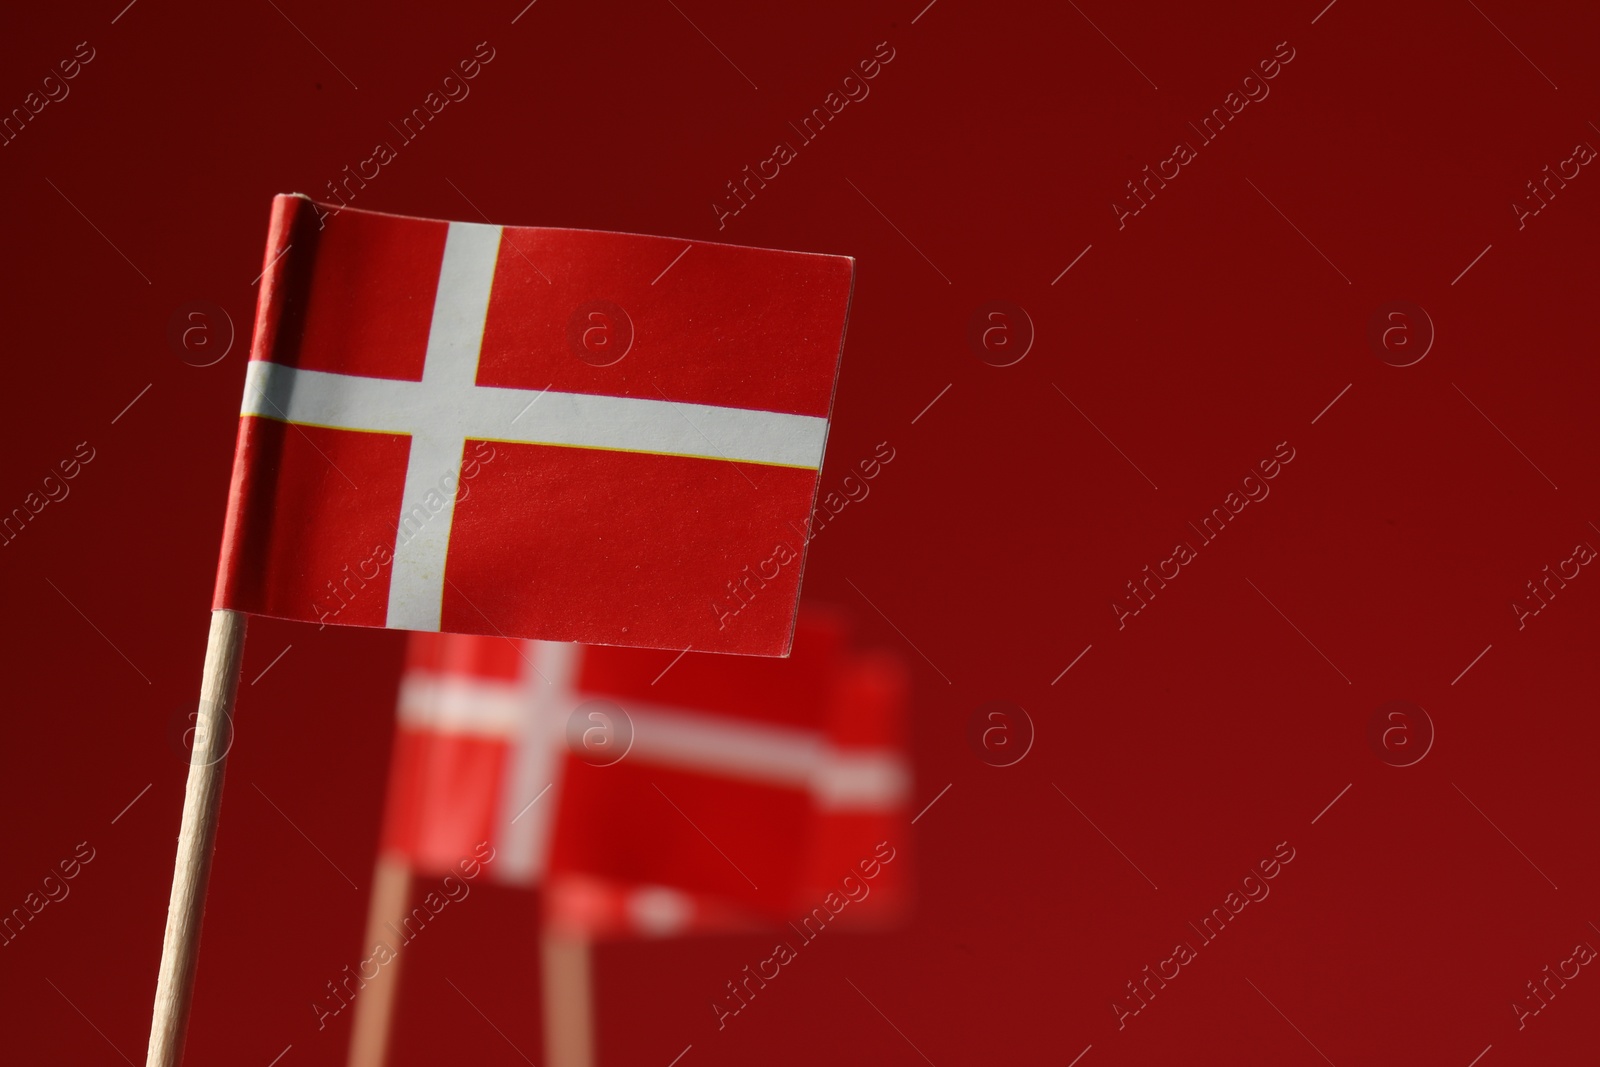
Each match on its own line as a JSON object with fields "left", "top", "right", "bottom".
{"left": 3, "top": 1, "right": 1598, "bottom": 1064}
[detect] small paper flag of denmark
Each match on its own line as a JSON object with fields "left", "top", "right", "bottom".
{"left": 214, "top": 196, "right": 853, "bottom": 656}
{"left": 549, "top": 619, "right": 913, "bottom": 925}
{"left": 543, "top": 648, "right": 916, "bottom": 939}
{"left": 376, "top": 613, "right": 914, "bottom": 933}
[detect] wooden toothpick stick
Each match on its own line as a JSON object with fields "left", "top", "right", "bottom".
{"left": 145, "top": 608, "right": 248, "bottom": 1067}
{"left": 543, "top": 928, "right": 596, "bottom": 1067}
{"left": 345, "top": 855, "right": 412, "bottom": 1067}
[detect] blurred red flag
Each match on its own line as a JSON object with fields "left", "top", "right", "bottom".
{"left": 375, "top": 612, "right": 914, "bottom": 934}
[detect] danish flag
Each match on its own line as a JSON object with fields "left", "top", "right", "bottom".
{"left": 377, "top": 612, "right": 914, "bottom": 936}
{"left": 214, "top": 196, "right": 853, "bottom": 655}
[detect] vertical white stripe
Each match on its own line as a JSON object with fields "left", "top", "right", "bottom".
{"left": 385, "top": 222, "right": 503, "bottom": 632}
{"left": 494, "top": 641, "right": 581, "bottom": 884}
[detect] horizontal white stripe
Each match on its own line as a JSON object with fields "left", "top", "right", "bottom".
{"left": 811, "top": 751, "right": 913, "bottom": 811}
{"left": 626, "top": 885, "right": 695, "bottom": 937}
{"left": 397, "top": 673, "right": 524, "bottom": 738}
{"left": 396, "top": 646, "right": 909, "bottom": 821}
{"left": 624, "top": 701, "right": 910, "bottom": 810}
{"left": 240, "top": 360, "right": 828, "bottom": 469}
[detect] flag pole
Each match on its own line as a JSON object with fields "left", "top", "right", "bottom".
{"left": 146, "top": 607, "right": 249, "bottom": 1067}
{"left": 542, "top": 929, "right": 596, "bottom": 1067}
{"left": 345, "top": 855, "right": 412, "bottom": 1067}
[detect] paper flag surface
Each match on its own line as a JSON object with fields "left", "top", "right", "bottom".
{"left": 376, "top": 612, "right": 913, "bottom": 936}
{"left": 214, "top": 195, "right": 853, "bottom": 655}
{"left": 548, "top": 631, "right": 915, "bottom": 936}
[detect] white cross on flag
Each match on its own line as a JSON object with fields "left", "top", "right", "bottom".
{"left": 377, "top": 612, "right": 914, "bottom": 932}
{"left": 214, "top": 195, "right": 853, "bottom": 655}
